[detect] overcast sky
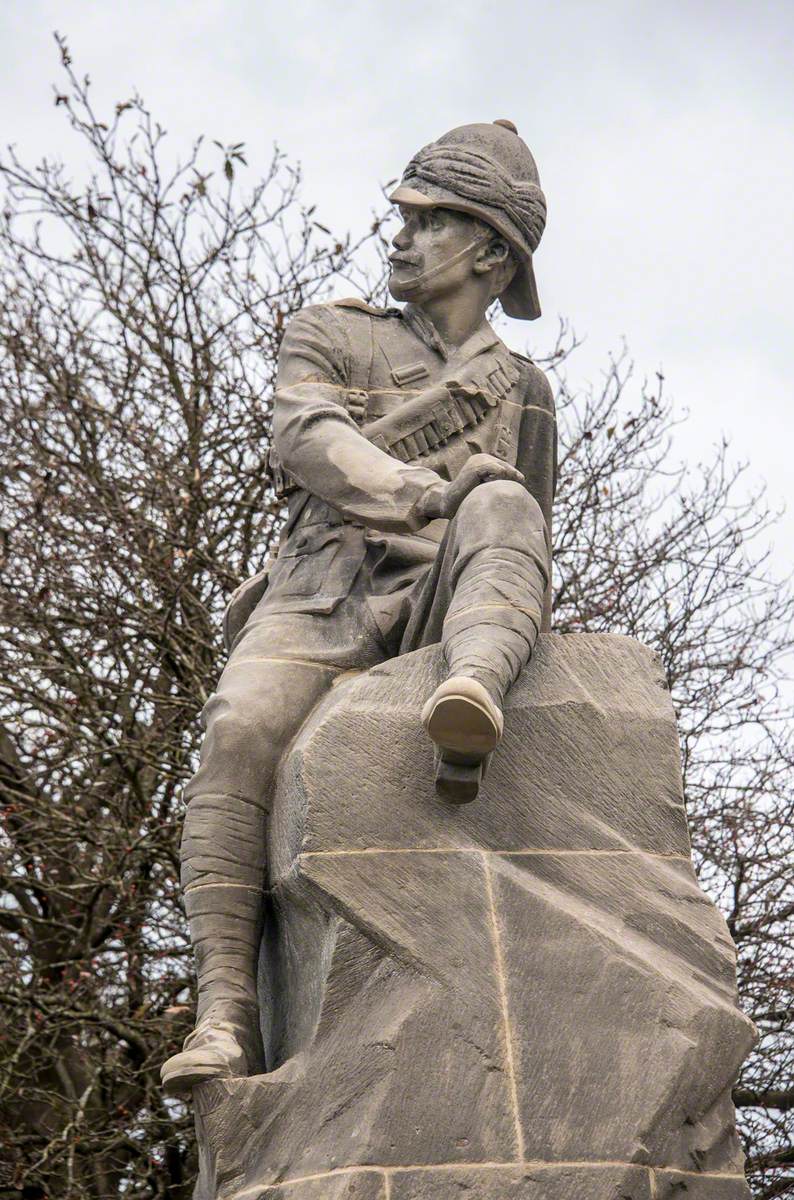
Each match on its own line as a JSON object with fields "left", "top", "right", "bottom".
{"left": 3, "top": 0, "right": 794, "bottom": 559}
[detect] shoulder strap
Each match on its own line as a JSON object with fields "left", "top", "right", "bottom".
{"left": 332, "top": 296, "right": 394, "bottom": 316}
{"left": 327, "top": 304, "right": 377, "bottom": 393}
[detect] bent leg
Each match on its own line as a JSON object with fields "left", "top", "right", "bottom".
{"left": 163, "top": 597, "right": 384, "bottom": 1092}
{"left": 402, "top": 480, "right": 549, "bottom": 800}
{"left": 441, "top": 479, "right": 549, "bottom": 700}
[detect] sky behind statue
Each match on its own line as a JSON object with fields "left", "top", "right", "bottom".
{"left": 3, "top": 0, "right": 793, "bottom": 557}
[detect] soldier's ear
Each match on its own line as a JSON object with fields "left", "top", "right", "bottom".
{"left": 474, "top": 236, "right": 511, "bottom": 275}
{"left": 474, "top": 237, "right": 517, "bottom": 298}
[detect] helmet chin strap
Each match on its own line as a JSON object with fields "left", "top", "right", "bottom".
{"left": 395, "top": 234, "right": 490, "bottom": 298}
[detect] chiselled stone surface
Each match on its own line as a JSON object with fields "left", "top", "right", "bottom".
{"left": 652, "top": 1170, "right": 751, "bottom": 1199}
{"left": 193, "top": 635, "right": 754, "bottom": 1200}
{"left": 269, "top": 632, "right": 690, "bottom": 864}
{"left": 389, "top": 1164, "right": 654, "bottom": 1199}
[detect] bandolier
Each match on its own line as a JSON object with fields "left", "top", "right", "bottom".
{"left": 231, "top": 295, "right": 555, "bottom": 646}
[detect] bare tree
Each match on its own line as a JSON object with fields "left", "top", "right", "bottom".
{"left": 0, "top": 39, "right": 382, "bottom": 1198}
{"left": 544, "top": 338, "right": 794, "bottom": 1199}
{"left": 0, "top": 42, "right": 790, "bottom": 1200}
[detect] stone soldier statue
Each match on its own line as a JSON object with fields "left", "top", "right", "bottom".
{"left": 162, "top": 120, "right": 555, "bottom": 1094}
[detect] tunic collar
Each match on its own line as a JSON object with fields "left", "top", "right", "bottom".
{"left": 401, "top": 303, "right": 500, "bottom": 367}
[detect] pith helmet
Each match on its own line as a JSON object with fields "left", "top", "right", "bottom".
{"left": 389, "top": 120, "right": 546, "bottom": 320}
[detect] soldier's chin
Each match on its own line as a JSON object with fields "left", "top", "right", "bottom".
{"left": 388, "top": 271, "right": 423, "bottom": 302}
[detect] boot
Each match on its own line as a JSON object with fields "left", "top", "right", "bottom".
{"left": 428, "top": 572, "right": 543, "bottom": 803}
{"left": 161, "top": 1003, "right": 260, "bottom": 1094}
{"left": 162, "top": 879, "right": 265, "bottom": 1094}
{"left": 422, "top": 676, "right": 503, "bottom": 804}
{"left": 162, "top": 789, "right": 269, "bottom": 1094}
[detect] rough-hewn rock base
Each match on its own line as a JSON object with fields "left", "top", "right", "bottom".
{"left": 193, "top": 635, "right": 755, "bottom": 1200}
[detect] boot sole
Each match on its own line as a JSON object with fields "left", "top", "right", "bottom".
{"left": 161, "top": 1028, "right": 249, "bottom": 1095}
{"left": 424, "top": 693, "right": 501, "bottom": 757}
{"left": 161, "top": 1054, "right": 234, "bottom": 1095}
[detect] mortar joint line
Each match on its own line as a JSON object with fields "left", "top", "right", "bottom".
{"left": 239, "top": 1163, "right": 747, "bottom": 1193}
{"left": 225, "top": 655, "right": 346, "bottom": 673}
{"left": 296, "top": 848, "right": 691, "bottom": 861}
{"left": 184, "top": 881, "right": 263, "bottom": 893}
{"left": 481, "top": 850, "right": 525, "bottom": 1164}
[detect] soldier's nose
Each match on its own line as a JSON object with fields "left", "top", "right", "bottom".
{"left": 392, "top": 224, "right": 412, "bottom": 250}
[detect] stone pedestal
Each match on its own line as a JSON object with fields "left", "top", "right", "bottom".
{"left": 193, "top": 634, "right": 755, "bottom": 1200}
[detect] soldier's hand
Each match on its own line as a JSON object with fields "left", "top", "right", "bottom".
{"left": 425, "top": 454, "right": 525, "bottom": 521}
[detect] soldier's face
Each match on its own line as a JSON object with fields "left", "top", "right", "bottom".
{"left": 388, "top": 206, "right": 486, "bottom": 305}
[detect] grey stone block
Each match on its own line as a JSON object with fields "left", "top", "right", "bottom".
{"left": 389, "top": 1163, "right": 652, "bottom": 1199}
{"left": 249, "top": 1171, "right": 386, "bottom": 1200}
{"left": 492, "top": 851, "right": 750, "bottom": 1166}
{"left": 269, "top": 634, "right": 691, "bottom": 867}
{"left": 193, "top": 636, "right": 754, "bottom": 1200}
{"left": 652, "top": 1169, "right": 751, "bottom": 1198}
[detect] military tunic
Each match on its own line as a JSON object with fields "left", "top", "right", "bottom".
{"left": 224, "top": 298, "right": 556, "bottom": 649}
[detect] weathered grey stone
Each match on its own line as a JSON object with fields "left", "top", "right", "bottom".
{"left": 165, "top": 119, "right": 559, "bottom": 1099}
{"left": 652, "top": 1169, "right": 751, "bottom": 1198}
{"left": 493, "top": 851, "right": 749, "bottom": 1166}
{"left": 238, "top": 1170, "right": 387, "bottom": 1200}
{"left": 390, "top": 1163, "right": 652, "bottom": 1199}
{"left": 193, "top": 635, "right": 754, "bottom": 1200}
{"left": 270, "top": 633, "right": 690, "bottom": 865}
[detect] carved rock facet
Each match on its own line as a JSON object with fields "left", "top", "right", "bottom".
{"left": 193, "top": 635, "right": 754, "bottom": 1200}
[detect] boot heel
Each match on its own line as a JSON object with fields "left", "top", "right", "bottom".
{"left": 434, "top": 750, "right": 487, "bottom": 805}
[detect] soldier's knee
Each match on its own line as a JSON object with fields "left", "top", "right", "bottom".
{"left": 186, "top": 690, "right": 281, "bottom": 803}
{"left": 460, "top": 479, "right": 543, "bottom": 526}
{"left": 206, "top": 701, "right": 269, "bottom": 766}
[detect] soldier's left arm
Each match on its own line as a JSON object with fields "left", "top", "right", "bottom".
{"left": 514, "top": 358, "right": 557, "bottom": 552}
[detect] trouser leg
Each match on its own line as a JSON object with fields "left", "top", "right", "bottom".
{"left": 401, "top": 479, "right": 550, "bottom": 801}
{"left": 163, "top": 594, "right": 384, "bottom": 1092}
{"left": 180, "top": 662, "right": 338, "bottom": 1047}
{"left": 441, "top": 479, "right": 548, "bottom": 705}
{"left": 402, "top": 478, "right": 549, "bottom": 703}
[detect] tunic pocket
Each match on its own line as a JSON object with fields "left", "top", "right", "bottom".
{"left": 264, "top": 523, "right": 365, "bottom": 614}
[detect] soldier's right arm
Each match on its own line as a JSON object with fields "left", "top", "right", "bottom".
{"left": 273, "top": 305, "right": 446, "bottom": 533}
